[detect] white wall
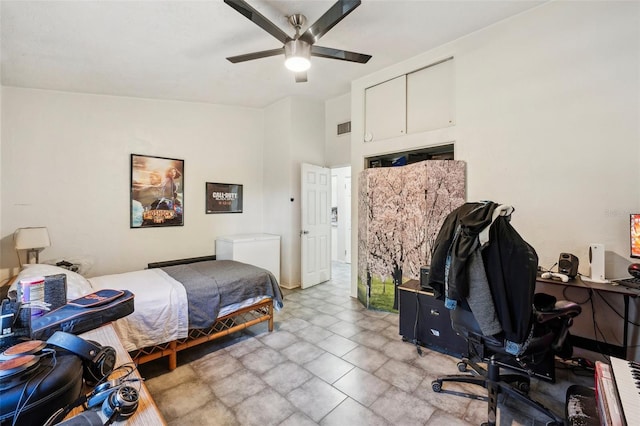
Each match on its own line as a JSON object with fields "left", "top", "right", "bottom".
{"left": 453, "top": 1, "right": 639, "bottom": 276}
{"left": 325, "top": 93, "right": 351, "bottom": 168}
{"left": 350, "top": 1, "right": 640, "bottom": 358}
{"left": 263, "top": 97, "right": 295, "bottom": 287}
{"left": 351, "top": 0, "right": 639, "bottom": 296}
{"left": 263, "top": 97, "right": 325, "bottom": 288}
{"left": 1, "top": 88, "right": 266, "bottom": 278}
{"left": 325, "top": 94, "right": 353, "bottom": 265}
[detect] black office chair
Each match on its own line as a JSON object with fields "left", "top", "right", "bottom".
{"left": 428, "top": 202, "right": 582, "bottom": 426}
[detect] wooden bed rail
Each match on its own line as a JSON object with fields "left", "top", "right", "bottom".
{"left": 130, "top": 298, "right": 274, "bottom": 370}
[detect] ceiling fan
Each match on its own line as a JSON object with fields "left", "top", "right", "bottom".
{"left": 224, "top": 0, "right": 372, "bottom": 83}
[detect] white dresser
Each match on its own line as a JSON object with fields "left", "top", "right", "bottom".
{"left": 215, "top": 233, "right": 281, "bottom": 283}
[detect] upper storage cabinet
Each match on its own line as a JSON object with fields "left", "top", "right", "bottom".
{"left": 407, "top": 58, "right": 455, "bottom": 134}
{"left": 364, "top": 58, "right": 454, "bottom": 142}
{"left": 364, "top": 75, "right": 406, "bottom": 142}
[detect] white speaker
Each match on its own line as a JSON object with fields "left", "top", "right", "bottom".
{"left": 588, "top": 243, "right": 606, "bottom": 283}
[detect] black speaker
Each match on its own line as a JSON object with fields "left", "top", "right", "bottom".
{"left": 420, "top": 266, "right": 431, "bottom": 290}
{"left": 558, "top": 253, "right": 579, "bottom": 278}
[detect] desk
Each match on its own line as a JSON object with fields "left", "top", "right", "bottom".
{"left": 536, "top": 275, "right": 640, "bottom": 359}
{"left": 67, "top": 324, "right": 166, "bottom": 425}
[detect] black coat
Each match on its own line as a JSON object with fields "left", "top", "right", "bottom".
{"left": 429, "top": 202, "right": 539, "bottom": 345}
{"left": 482, "top": 216, "right": 538, "bottom": 345}
{"left": 428, "top": 201, "right": 499, "bottom": 300}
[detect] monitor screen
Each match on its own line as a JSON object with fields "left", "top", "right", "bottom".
{"left": 631, "top": 214, "right": 640, "bottom": 258}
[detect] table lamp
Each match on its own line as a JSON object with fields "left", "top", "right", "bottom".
{"left": 15, "top": 227, "right": 51, "bottom": 264}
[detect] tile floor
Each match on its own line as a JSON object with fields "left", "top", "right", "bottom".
{"left": 139, "top": 262, "right": 594, "bottom": 425}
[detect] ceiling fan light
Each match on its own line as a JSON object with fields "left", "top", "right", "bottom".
{"left": 284, "top": 39, "right": 311, "bottom": 72}
{"left": 285, "top": 56, "right": 311, "bottom": 72}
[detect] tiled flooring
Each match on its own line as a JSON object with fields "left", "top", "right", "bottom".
{"left": 139, "top": 262, "right": 594, "bottom": 425}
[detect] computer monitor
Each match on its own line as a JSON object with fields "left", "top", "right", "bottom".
{"left": 631, "top": 213, "right": 640, "bottom": 258}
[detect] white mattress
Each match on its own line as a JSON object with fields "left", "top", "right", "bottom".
{"left": 218, "top": 295, "right": 269, "bottom": 317}
{"left": 89, "top": 268, "right": 188, "bottom": 352}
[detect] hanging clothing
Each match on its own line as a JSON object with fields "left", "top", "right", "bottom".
{"left": 429, "top": 201, "right": 499, "bottom": 301}
{"left": 482, "top": 215, "right": 538, "bottom": 346}
{"left": 429, "top": 201, "right": 538, "bottom": 345}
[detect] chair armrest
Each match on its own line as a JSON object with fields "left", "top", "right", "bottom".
{"left": 535, "top": 300, "right": 582, "bottom": 324}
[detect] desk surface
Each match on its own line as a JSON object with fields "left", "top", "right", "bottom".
{"left": 536, "top": 275, "right": 640, "bottom": 297}
{"left": 68, "top": 324, "right": 166, "bottom": 425}
{"left": 398, "top": 279, "right": 435, "bottom": 295}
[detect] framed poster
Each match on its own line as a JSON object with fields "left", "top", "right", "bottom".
{"left": 130, "top": 154, "right": 184, "bottom": 228}
{"left": 206, "top": 182, "right": 243, "bottom": 214}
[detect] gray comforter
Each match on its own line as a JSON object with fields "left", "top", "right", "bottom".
{"left": 162, "top": 260, "right": 283, "bottom": 329}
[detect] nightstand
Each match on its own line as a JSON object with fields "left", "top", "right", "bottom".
{"left": 66, "top": 324, "right": 167, "bottom": 425}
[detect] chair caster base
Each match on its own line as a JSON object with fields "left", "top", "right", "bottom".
{"left": 502, "top": 374, "right": 530, "bottom": 394}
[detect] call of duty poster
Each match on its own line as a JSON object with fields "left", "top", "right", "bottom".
{"left": 130, "top": 154, "right": 184, "bottom": 228}
{"left": 206, "top": 182, "right": 243, "bottom": 214}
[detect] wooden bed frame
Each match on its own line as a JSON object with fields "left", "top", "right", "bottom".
{"left": 128, "top": 255, "right": 276, "bottom": 370}
{"left": 129, "top": 298, "right": 274, "bottom": 370}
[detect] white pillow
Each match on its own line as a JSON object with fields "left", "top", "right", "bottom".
{"left": 11, "top": 264, "right": 94, "bottom": 301}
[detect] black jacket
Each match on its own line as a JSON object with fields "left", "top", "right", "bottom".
{"left": 429, "top": 201, "right": 499, "bottom": 301}
{"left": 429, "top": 202, "right": 539, "bottom": 345}
{"left": 482, "top": 216, "right": 538, "bottom": 345}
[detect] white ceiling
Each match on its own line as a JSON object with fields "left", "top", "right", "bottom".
{"left": 1, "top": 0, "right": 544, "bottom": 108}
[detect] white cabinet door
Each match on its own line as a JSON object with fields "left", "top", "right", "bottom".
{"left": 407, "top": 59, "right": 455, "bottom": 134}
{"left": 364, "top": 75, "right": 406, "bottom": 142}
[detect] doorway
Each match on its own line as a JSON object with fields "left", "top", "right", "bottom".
{"left": 331, "top": 166, "right": 352, "bottom": 270}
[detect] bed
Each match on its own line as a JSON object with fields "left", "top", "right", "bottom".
{"left": 12, "top": 258, "right": 284, "bottom": 370}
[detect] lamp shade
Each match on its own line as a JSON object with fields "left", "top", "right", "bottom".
{"left": 15, "top": 227, "right": 51, "bottom": 250}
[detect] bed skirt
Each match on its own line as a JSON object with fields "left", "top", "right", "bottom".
{"left": 128, "top": 298, "right": 274, "bottom": 370}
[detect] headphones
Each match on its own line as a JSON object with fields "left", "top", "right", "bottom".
{"left": 87, "top": 382, "right": 139, "bottom": 424}
{"left": 103, "top": 385, "right": 139, "bottom": 423}
{"left": 86, "top": 376, "right": 137, "bottom": 408}
{"left": 43, "top": 364, "right": 140, "bottom": 426}
{"left": 47, "top": 331, "right": 116, "bottom": 385}
{"left": 87, "top": 365, "right": 140, "bottom": 424}
{"left": 0, "top": 339, "right": 56, "bottom": 391}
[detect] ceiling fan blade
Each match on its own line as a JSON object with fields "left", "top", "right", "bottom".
{"left": 295, "top": 72, "right": 308, "bottom": 83}
{"left": 226, "top": 48, "right": 284, "bottom": 63}
{"left": 311, "top": 45, "right": 371, "bottom": 63}
{"left": 299, "top": 0, "right": 361, "bottom": 45}
{"left": 224, "top": 0, "right": 291, "bottom": 45}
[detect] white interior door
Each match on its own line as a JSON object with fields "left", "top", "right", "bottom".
{"left": 301, "top": 163, "right": 331, "bottom": 289}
